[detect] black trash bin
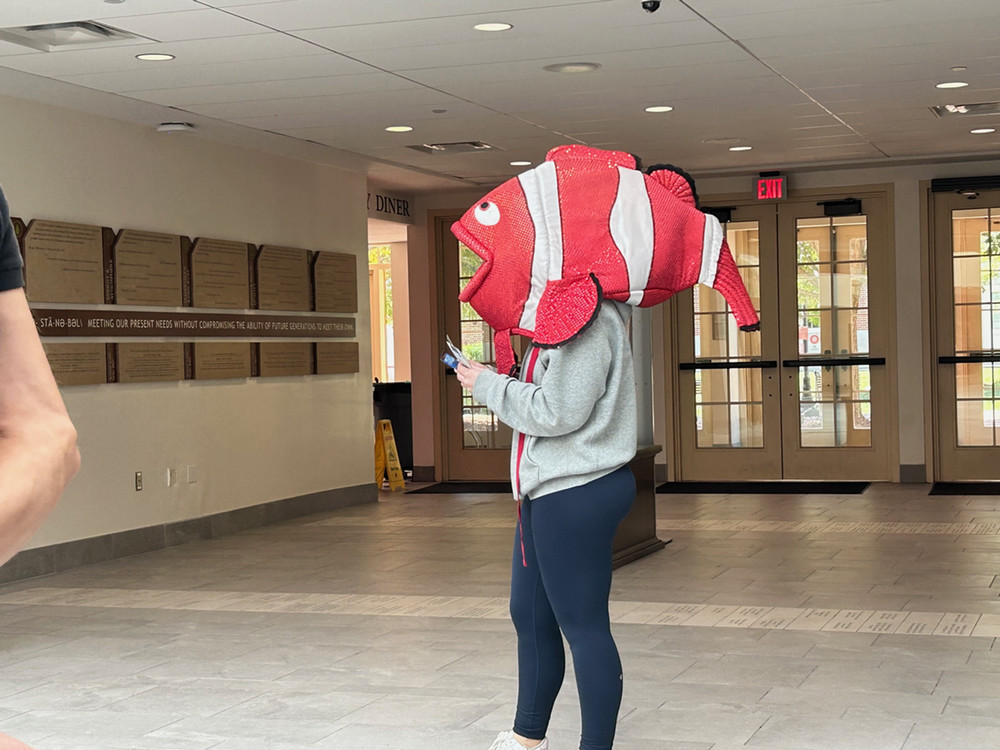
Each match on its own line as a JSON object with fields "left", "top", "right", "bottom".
{"left": 373, "top": 381, "right": 413, "bottom": 472}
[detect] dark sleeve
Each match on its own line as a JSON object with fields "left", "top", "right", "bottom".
{"left": 0, "top": 185, "right": 25, "bottom": 292}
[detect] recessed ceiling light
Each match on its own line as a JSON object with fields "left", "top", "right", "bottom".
{"left": 951, "top": 65, "right": 968, "bottom": 72}
{"left": 385, "top": 125, "right": 413, "bottom": 133}
{"left": 510, "top": 161, "right": 532, "bottom": 166}
{"left": 136, "top": 53, "right": 174, "bottom": 61}
{"left": 937, "top": 81, "right": 969, "bottom": 89}
{"left": 474, "top": 22, "right": 512, "bottom": 32}
{"left": 543, "top": 62, "right": 600, "bottom": 74}
{"left": 156, "top": 122, "right": 195, "bottom": 134}
{"left": 971, "top": 127, "right": 997, "bottom": 134}
{"left": 729, "top": 145, "right": 753, "bottom": 152}
{"left": 645, "top": 105, "right": 674, "bottom": 113}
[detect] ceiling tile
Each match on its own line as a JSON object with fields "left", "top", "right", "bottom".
{"left": 58, "top": 53, "right": 372, "bottom": 93}
{"left": 103, "top": 8, "right": 272, "bottom": 42}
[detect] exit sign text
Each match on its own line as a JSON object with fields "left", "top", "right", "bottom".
{"left": 755, "top": 175, "right": 787, "bottom": 201}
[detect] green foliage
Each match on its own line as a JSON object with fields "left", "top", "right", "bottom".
{"left": 983, "top": 231, "right": 1000, "bottom": 256}
{"left": 459, "top": 244, "right": 483, "bottom": 278}
{"left": 464, "top": 342, "right": 484, "bottom": 361}
{"left": 368, "top": 245, "right": 393, "bottom": 325}
{"left": 368, "top": 244, "right": 391, "bottom": 264}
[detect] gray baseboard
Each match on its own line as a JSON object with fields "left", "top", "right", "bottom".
{"left": 0, "top": 483, "right": 377, "bottom": 585}
{"left": 899, "top": 464, "right": 927, "bottom": 483}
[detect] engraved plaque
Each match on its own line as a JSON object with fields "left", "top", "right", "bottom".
{"left": 118, "top": 343, "right": 185, "bottom": 383}
{"left": 316, "top": 341, "right": 360, "bottom": 374}
{"left": 258, "top": 342, "right": 313, "bottom": 377}
{"left": 42, "top": 343, "right": 108, "bottom": 386}
{"left": 191, "top": 238, "right": 251, "bottom": 309}
{"left": 314, "top": 252, "right": 358, "bottom": 313}
{"left": 114, "top": 230, "right": 183, "bottom": 306}
{"left": 193, "top": 342, "right": 252, "bottom": 380}
{"left": 23, "top": 220, "right": 105, "bottom": 303}
{"left": 257, "top": 245, "right": 311, "bottom": 311}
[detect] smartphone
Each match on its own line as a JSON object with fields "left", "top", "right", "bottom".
{"left": 444, "top": 335, "right": 470, "bottom": 367}
{"left": 441, "top": 350, "right": 461, "bottom": 370}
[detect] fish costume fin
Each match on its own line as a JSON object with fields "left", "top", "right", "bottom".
{"left": 493, "top": 329, "right": 517, "bottom": 377}
{"left": 713, "top": 241, "right": 761, "bottom": 332}
{"left": 546, "top": 144, "right": 636, "bottom": 169}
{"left": 646, "top": 166, "right": 698, "bottom": 207}
{"left": 532, "top": 273, "right": 604, "bottom": 348}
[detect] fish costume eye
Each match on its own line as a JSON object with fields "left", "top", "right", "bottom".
{"left": 475, "top": 201, "right": 501, "bottom": 226}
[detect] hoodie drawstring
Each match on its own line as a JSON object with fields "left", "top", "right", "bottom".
{"left": 513, "top": 347, "right": 541, "bottom": 567}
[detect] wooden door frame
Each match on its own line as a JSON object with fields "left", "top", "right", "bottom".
{"left": 433, "top": 212, "right": 513, "bottom": 481}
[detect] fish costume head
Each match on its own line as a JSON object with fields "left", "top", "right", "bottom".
{"left": 452, "top": 145, "right": 760, "bottom": 376}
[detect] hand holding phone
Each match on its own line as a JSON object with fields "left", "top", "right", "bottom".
{"left": 444, "top": 334, "right": 469, "bottom": 367}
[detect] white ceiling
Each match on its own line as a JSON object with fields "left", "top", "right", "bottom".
{"left": 1, "top": 0, "right": 999, "bottom": 194}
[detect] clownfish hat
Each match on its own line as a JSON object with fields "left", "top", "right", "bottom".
{"left": 452, "top": 145, "right": 759, "bottom": 375}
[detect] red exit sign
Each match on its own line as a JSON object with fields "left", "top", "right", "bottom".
{"left": 755, "top": 175, "right": 787, "bottom": 201}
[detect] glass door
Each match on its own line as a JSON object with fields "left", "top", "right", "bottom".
{"left": 438, "top": 217, "right": 512, "bottom": 481}
{"left": 677, "top": 204, "right": 781, "bottom": 478}
{"left": 779, "top": 197, "right": 891, "bottom": 479}
{"left": 933, "top": 189, "right": 1000, "bottom": 479}
{"left": 676, "top": 195, "right": 892, "bottom": 480}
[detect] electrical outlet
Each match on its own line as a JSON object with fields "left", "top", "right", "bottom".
{"left": 186, "top": 465, "right": 198, "bottom": 483}
{"left": 135, "top": 471, "right": 143, "bottom": 491}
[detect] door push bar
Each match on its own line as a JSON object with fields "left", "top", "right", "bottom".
{"left": 939, "top": 354, "right": 1000, "bottom": 364}
{"left": 781, "top": 357, "right": 885, "bottom": 367}
{"left": 678, "top": 360, "right": 777, "bottom": 371}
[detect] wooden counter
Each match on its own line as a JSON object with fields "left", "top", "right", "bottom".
{"left": 613, "top": 444, "right": 668, "bottom": 568}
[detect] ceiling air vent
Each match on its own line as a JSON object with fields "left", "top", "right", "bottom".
{"left": 930, "top": 102, "right": 1000, "bottom": 118}
{"left": 0, "top": 21, "right": 147, "bottom": 52}
{"left": 407, "top": 141, "right": 497, "bottom": 155}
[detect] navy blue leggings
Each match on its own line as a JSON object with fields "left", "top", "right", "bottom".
{"left": 510, "top": 465, "right": 635, "bottom": 750}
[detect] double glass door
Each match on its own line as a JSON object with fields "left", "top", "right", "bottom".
{"left": 676, "top": 195, "right": 892, "bottom": 480}
{"left": 933, "top": 188, "right": 1000, "bottom": 479}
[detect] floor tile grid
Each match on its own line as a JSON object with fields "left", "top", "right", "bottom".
{"left": 1, "top": 484, "right": 1000, "bottom": 748}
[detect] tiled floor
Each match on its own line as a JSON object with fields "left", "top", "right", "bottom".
{"left": 2, "top": 483, "right": 1000, "bottom": 748}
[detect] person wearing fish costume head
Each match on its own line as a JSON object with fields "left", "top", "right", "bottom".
{"left": 452, "top": 145, "right": 759, "bottom": 750}
{"left": 453, "top": 144, "right": 760, "bottom": 378}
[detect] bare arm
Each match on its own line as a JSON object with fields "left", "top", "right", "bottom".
{"left": 0, "top": 287, "right": 80, "bottom": 565}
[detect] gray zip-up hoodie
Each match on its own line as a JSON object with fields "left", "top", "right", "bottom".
{"left": 472, "top": 301, "right": 637, "bottom": 501}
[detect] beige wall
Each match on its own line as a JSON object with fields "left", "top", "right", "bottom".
{"left": 0, "top": 95, "right": 373, "bottom": 548}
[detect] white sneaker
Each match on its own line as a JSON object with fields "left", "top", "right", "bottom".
{"left": 488, "top": 730, "right": 549, "bottom": 750}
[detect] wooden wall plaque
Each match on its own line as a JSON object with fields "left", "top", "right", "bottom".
{"left": 193, "top": 342, "right": 252, "bottom": 380}
{"left": 114, "top": 230, "right": 184, "bottom": 307}
{"left": 258, "top": 342, "right": 313, "bottom": 377}
{"left": 316, "top": 341, "right": 360, "bottom": 374}
{"left": 313, "top": 252, "right": 358, "bottom": 313}
{"left": 117, "top": 343, "right": 186, "bottom": 383}
{"left": 42, "top": 343, "right": 109, "bottom": 386}
{"left": 23, "top": 219, "right": 109, "bottom": 304}
{"left": 190, "top": 238, "right": 252, "bottom": 309}
{"left": 256, "top": 245, "right": 311, "bottom": 311}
